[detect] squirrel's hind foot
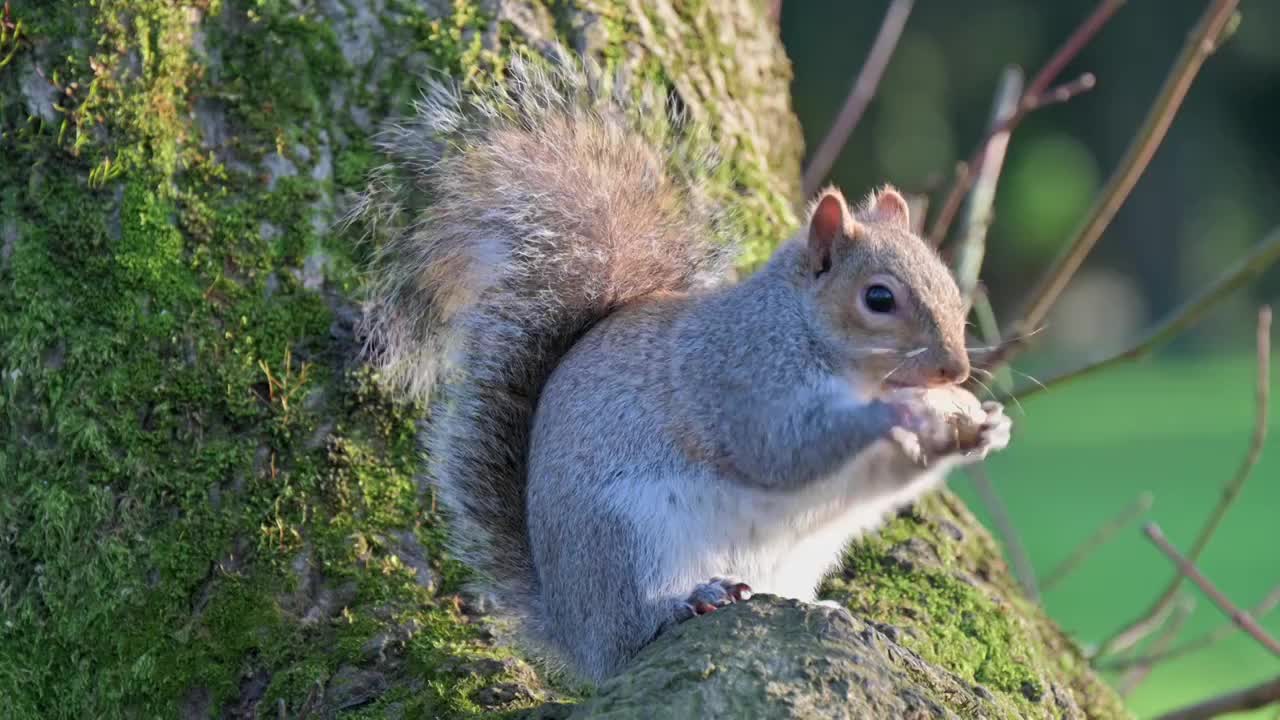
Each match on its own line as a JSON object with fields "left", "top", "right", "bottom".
{"left": 676, "top": 577, "right": 753, "bottom": 619}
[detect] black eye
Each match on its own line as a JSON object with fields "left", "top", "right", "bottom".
{"left": 864, "top": 284, "right": 895, "bottom": 313}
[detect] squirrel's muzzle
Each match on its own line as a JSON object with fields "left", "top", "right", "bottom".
{"left": 898, "top": 346, "right": 969, "bottom": 387}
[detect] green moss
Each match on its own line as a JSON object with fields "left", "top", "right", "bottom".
{"left": 212, "top": 2, "right": 347, "bottom": 138}
{"left": 0, "top": 8, "right": 27, "bottom": 77}
{"left": 334, "top": 143, "right": 379, "bottom": 192}
{"left": 0, "top": 0, "right": 546, "bottom": 716}
{"left": 407, "top": 0, "right": 509, "bottom": 89}
{"left": 117, "top": 180, "right": 186, "bottom": 299}
{"left": 834, "top": 553, "right": 1037, "bottom": 697}
{"left": 596, "top": 0, "right": 804, "bottom": 258}
{"left": 822, "top": 492, "right": 1128, "bottom": 718}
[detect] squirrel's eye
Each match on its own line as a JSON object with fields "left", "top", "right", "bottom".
{"left": 864, "top": 284, "right": 896, "bottom": 313}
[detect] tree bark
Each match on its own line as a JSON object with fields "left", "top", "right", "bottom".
{"left": 0, "top": 1, "right": 1124, "bottom": 718}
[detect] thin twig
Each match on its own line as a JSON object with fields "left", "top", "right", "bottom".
{"left": 1143, "top": 522, "right": 1280, "bottom": 657}
{"left": 906, "top": 192, "right": 930, "bottom": 236}
{"left": 1026, "top": 72, "right": 1099, "bottom": 110}
{"left": 1104, "top": 584, "right": 1280, "bottom": 671}
{"left": 1024, "top": 0, "right": 1123, "bottom": 99}
{"left": 1153, "top": 675, "right": 1280, "bottom": 720}
{"left": 969, "top": 288, "right": 1015, "bottom": 393}
{"left": 954, "top": 66, "right": 1023, "bottom": 302}
{"left": 801, "top": 0, "right": 914, "bottom": 197}
{"left": 926, "top": 0, "right": 1122, "bottom": 246}
{"left": 995, "top": 0, "right": 1242, "bottom": 362}
{"left": 967, "top": 465, "right": 1039, "bottom": 602}
{"left": 1041, "top": 492, "right": 1153, "bottom": 592}
{"left": 1090, "top": 599, "right": 1180, "bottom": 666}
{"left": 1012, "top": 228, "right": 1280, "bottom": 400}
{"left": 1116, "top": 594, "right": 1195, "bottom": 696}
{"left": 928, "top": 72, "right": 1098, "bottom": 248}
{"left": 961, "top": 288, "right": 1031, "bottom": 598}
{"left": 1094, "top": 305, "right": 1271, "bottom": 657}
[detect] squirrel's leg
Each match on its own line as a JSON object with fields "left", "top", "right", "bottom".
{"left": 531, "top": 494, "right": 761, "bottom": 679}
{"left": 530, "top": 499, "right": 707, "bottom": 682}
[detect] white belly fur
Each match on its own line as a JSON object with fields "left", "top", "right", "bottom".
{"left": 611, "top": 438, "right": 947, "bottom": 603}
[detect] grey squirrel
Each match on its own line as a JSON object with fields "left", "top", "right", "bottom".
{"left": 352, "top": 50, "right": 1012, "bottom": 683}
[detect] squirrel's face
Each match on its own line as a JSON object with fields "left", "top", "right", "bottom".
{"left": 804, "top": 187, "right": 969, "bottom": 389}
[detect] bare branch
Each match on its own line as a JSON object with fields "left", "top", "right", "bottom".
{"left": 1026, "top": 0, "right": 1122, "bottom": 98}
{"left": 1012, "top": 229, "right": 1280, "bottom": 400}
{"left": 968, "top": 287, "right": 1015, "bottom": 393}
{"left": 953, "top": 67, "right": 1023, "bottom": 301}
{"left": 1116, "top": 595, "right": 1195, "bottom": 697}
{"left": 1092, "top": 599, "right": 1182, "bottom": 666}
{"left": 996, "top": 0, "right": 1242, "bottom": 360}
{"left": 801, "top": 0, "right": 914, "bottom": 197}
{"left": 1094, "top": 306, "right": 1271, "bottom": 657}
{"left": 906, "top": 191, "right": 930, "bottom": 236}
{"left": 967, "top": 465, "right": 1039, "bottom": 602}
{"left": 926, "top": 0, "right": 1121, "bottom": 247}
{"left": 931, "top": 72, "right": 1098, "bottom": 251}
{"left": 1104, "top": 584, "right": 1280, "bottom": 671}
{"left": 1153, "top": 675, "right": 1280, "bottom": 720}
{"left": 1025, "top": 72, "right": 1098, "bottom": 111}
{"left": 927, "top": 77, "right": 1101, "bottom": 249}
{"left": 1142, "top": 523, "right": 1280, "bottom": 657}
{"left": 1041, "top": 492, "right": 1153, "bottom": 592}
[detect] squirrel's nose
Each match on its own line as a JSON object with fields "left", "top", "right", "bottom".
{"left": 932, "top": 355, "right": 970, "bottom": 386}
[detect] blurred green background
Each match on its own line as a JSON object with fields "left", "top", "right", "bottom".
{"left": 780, "top": 1, "right": 1278, "bottom": 717}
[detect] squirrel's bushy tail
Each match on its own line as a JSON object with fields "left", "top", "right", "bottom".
{"left": 350, "top": 50, "right": 738, "bottom": 641}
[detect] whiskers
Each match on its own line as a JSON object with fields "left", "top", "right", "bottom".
{"left": 964, "top": 324, "right": 1049, "bottom": 356}
{"left": 1008, "top": 366, "right": 1047, "bottom": 393}
{"left": 848, "top": 346, "right": 915, "bottom": 357}
{"left": 963, "top": 323, "right": 1051, "bottom": 411}
{"left": 966, "top": 371, "right": 996, "bottom": 399}
{"left": 968, "top": 366, "right": 997, "bottom": 392}
{"left": 881, "top": 356, "right": 909, "bottom": 384}
{"left": 847, "top": 346, "right": 930, "bottom": 385}
{"left": 852, "top": 338, "right": 1045, "bottom": 409}
{"left": 967, "top": 368, "right": 1026, "bottom": 416}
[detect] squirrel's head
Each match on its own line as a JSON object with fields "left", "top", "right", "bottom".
{"left": 803, "top": 186, "right": 969, "bottom": 389}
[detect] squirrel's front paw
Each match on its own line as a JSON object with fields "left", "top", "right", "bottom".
{"left": 883, "top": 386, "right": 1011, "bottom": 466}
{"left": 968, "top": 401, "right": 1012, "bottom": 458}
{"left": 882, "top": 398, "right": 956, "bottom": 466}
{"left": 673, "top": 577, "right": 753, "bottom": 620}
{"left": 932, "top": 398, "right": 1013, "bottom": 464}
{"left": 888, "top": 425, "right": 928, "bottom": 466}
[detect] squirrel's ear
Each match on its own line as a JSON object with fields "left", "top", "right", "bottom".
{"left": 864, "top": 186, "right": 911, "bottom": 230}
{"left": 808, "top": 189, "right": 850, "bottom": 275}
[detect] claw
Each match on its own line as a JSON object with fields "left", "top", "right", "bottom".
{"left": 682, "top": 577, "right": 753, "bottom": 620}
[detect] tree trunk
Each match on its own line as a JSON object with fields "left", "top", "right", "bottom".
{"left": 0, "top": 1, "right": 1125, "bottom": 718}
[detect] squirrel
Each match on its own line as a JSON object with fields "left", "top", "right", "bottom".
{"left": 352, "top": 49, "right": 1012, "bottom": 683}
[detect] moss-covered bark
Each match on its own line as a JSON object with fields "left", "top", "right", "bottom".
{"left": 0, "top": 1, "right": 1122, "bottom": 718}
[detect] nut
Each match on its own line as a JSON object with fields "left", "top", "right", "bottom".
{"left": 882, "top": 385, "right": 986, "bottom": 451}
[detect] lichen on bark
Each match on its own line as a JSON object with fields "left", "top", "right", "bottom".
{"left": 0, "top": 1, "right": 1122, "bottom": 718}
